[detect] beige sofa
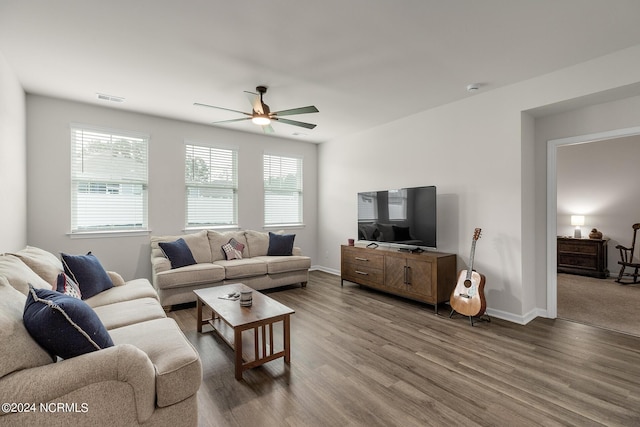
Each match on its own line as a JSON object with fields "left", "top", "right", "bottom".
{"left": 0, "top": 247, "right": 201, "bottom": 427}
{"left": 151, "top": 230, "right": 311, "bottom": 309}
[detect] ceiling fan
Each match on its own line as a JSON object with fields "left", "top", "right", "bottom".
{"left": 194, "top": 86, "right": 319, "bottom": 134}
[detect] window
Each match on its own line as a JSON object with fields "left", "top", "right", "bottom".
{"left": 388, "top": 189, "right": 407, "bottom": 220}
{"left": 263, "top": 153, "right": 303, "bottom": 226}
{"left": 185, "top": 143, "right": 238, "bottom": 228}
{"left": 70, "top": 125, "right": 148, "bottom": 233}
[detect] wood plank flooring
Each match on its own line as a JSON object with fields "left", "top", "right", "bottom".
{"left": 169, "top": 271, "right": 640, "bottom": 427}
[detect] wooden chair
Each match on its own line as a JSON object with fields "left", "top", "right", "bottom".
{"left": 615, "top": 223, "right": 640, "bottom": 284}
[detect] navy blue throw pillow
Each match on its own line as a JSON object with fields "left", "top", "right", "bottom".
{"left": 267, "top": 232, "right": 296, "bottom": 256}
{"left": 159, "top": 238, "right": 197, "bottom": 269}
{"left": 61, "top": 252, "right": 114, "bottom": 300}
{"left": 23, "top": 285, "right": 114, "bottom": 359}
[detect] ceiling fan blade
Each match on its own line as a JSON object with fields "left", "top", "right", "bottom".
{"left": 274, "top": 117, "right": 317, "bottom": 129}
{"left": 262, "top": 124, "right": 275, "bottom": 134}
{"left": 194, "top": 102, "right": 251, "bottom": 116}
{"left": 272, "top": 105, "right": 319, "bottom": 116}
{"left": 243, "top": 91, "right": 263, "bottom": 114}
{"left": 211, "top": 117, "right": 252, "bottom": 125}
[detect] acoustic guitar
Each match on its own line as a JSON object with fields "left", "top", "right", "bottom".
{"left": 450, "top": 228, "right": 486, "bottom": 318}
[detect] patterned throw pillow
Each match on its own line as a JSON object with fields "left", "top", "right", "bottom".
{"left": 56, "top": 272, "right": 82, "bottom": 299}
{"left": 222, "top": 238, "right": 245, "bottom": 260}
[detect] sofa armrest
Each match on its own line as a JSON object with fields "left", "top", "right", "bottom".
{"left": 151, "top": 254, "right": 171, "bottom": 275}
{"left": 107, "top": 271, "right": 126, "bottom": 286}
{"left": 0, "top": 344, "right": 156, "bottom": 423}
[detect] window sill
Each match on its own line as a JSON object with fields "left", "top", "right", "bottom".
{"left": 184, "top": 225, "right": 240, "bottom": 232}
{"left": 263, "top": 224, "right": 306, "bottom": 230}
{"left": 68, "top": 230, "right": 151, "bottom": 239}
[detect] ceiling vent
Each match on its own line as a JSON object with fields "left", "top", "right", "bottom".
{"left": 96, "top": 93, "right": 125, "bottom": 103}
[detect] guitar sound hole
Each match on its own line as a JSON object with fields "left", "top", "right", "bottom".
{"left": 464, "top": 279, "right": 472, "bottom": 288}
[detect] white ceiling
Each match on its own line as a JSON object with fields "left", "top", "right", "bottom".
{"left": 2, "top": 0, "right": 640, "bottom": 143}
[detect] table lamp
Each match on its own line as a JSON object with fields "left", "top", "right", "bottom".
{"left": 571, "top": 215, "right": 585, "bottom": 238}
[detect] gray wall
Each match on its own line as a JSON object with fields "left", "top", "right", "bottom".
{"left": 26, "top": 95, "right": 318, "bottom": 281}
{"left": 0, "top": 51, "right": 26, "bottom": 252}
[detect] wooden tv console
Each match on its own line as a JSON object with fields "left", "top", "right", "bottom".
{"left": 340, "top": 245, "right": 457, "bottom": 314}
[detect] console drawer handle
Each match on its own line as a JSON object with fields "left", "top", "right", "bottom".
{"left": 355, "top": 270, "right": 369, "bottom": 276}
{"left": 355, "top": 257, "right": 369, "bottom": 262}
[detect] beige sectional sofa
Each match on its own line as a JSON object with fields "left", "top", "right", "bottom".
{"left": 151, "top": 229, "right": 311, "bottom": 309}
{"left": 0, "top": 247, "right": 201, "bottom": 427}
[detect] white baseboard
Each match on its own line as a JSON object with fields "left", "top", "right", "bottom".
{"left": 310, "top": 265, "right": 340, "bottom": 276}
{"left": 309, "top": 265, "right": 550, "bottom": 325}
{"left": 485, "top": 307, "right": 547, "bottom": 325}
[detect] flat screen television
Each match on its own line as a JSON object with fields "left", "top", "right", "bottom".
{"left": 357, "top": 185, "right": 436, "bottom": 249}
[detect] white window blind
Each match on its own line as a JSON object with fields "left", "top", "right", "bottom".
{"left": 185, "top": 143, "right": 238, "bottom": 227}
{"left": 388, "top": 189, "right": 407, "bottom": 220}
{"left": 263, "top": 154, "right": 303, "bottom": 226}
{"left": 70, "top": 125, "right": 148, "bottom": 233}
{"left": 357, "top": 192, "right": 378, "bottom": 221}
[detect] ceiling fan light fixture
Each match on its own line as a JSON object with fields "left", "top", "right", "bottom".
{"left": 252, "top": 115, "right": 271, "bottom": 126}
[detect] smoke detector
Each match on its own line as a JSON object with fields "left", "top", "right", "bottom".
{"left": 466, "top": 83, "right": 480, "bottom": 92}
{"left": 96, "top": 93, "right": 125, "bottom": 103}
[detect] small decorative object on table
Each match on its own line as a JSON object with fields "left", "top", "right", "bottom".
{"left": 589, "top": 228, "right": 603, "bottom": 239}
{"left": 240, "top": 290, "right": 253, "bottom": 307}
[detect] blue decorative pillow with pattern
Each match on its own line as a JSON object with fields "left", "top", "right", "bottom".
{"left": 23, "top": 285, "right": 114, "bottom": 359}
{"left": 61, "top": 252, "right": 113, "bottom": 300}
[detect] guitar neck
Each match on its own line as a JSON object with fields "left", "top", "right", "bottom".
{"left": 465, "top": 240, "right": 477, "bottom": 280}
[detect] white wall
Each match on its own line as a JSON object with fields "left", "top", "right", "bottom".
{"left": 319, "top": 44, "right": 640, "bottom": 323}
{"left": 26, "top": 95, "right": 318, "bottom": 281}
{"left": 0, "top": 51, "right": 26, "bottom": 252}
{"left": 535, "top": 96, "right": 640, "bottom": 277}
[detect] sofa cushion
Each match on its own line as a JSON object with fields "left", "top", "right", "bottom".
{"left": 0, "top": 254, "right": 53, "bottom": 295}
{"left": 245, "top": 230, "right": 270, "bottom": 257}
{"left": 267, "top": 232, "right": 296, "bottom": 256}
{"left": 254, "top": 255, "right": 312, "bottom": 274}
{"left": 61, "top": 252, "right": 114, "bottom": 299}
{"left": 151, "top": 229, "right": 211, "bottom": 264}
{"left": 11, "top": 246, "right": 63, "bottom": 287}
{"left": 208, "top": 230, "right": 248, "bottom": 261}
{"left": 23, "top": 285, "right": 114, "bottom": 360}
{"left": 84, "top": 278, "right": 159, "bottom": 308}
{"left": 93, "top": 297, "right": 166, "bottom": 330}
{"left": 0, "top": 277, "right": 54, "bottom": 378}
{"left": 154, "top": 263, "right": 226, "bottom": 290}
{"left": 214, "top": 258, "right": 268, "bottom": 279}
{"left": 56, "top": 272, "right": 82, "bottom": 299}
{"left": 109, "top": 317, "right": 202, "bottom": 407}
{"left": 159, "top": 238, "right": 197, "bottom": 269}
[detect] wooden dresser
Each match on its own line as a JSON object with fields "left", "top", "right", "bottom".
{"left": 557, "top": 237, "right": 609, "bottom": 279}
{"left": 341, "top": 245, "right": 457, "bottom": 313}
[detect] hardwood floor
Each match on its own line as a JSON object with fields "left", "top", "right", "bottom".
{"left": 169, "top": 271, "right": 640, "bottom": 427}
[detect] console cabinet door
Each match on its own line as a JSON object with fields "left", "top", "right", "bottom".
{"left": 405, "top": 258, "right": 434, "bottom": 300}
{"left": 384, "top": 256, "right": 407, "bottom": 291}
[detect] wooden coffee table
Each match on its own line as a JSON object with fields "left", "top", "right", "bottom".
{"left": 194, "top": 283, "right": 294, "bottom": 380}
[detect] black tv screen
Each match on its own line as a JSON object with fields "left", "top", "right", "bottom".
{"left": 357, "top": 186, "right": 436, "bottom": 248}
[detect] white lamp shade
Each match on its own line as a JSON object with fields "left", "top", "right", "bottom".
{"left": 571, "top": 215, "right": 585, "bottom": 226}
